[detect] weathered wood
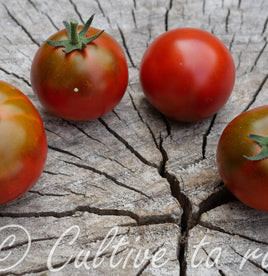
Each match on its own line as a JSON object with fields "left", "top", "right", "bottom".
{"left": 0, "top": 0, "right": 267, "bottom": 275}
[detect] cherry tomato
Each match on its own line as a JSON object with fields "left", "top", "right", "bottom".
{"left": 140, "top": 28, "right": 235, "bottom": 122}
{"left": 0, "top": 81, "right": 47, "bottom": 205}
{"left": 217, "top": 106, "right": 268, "bottom": 211}
{"left": 31, "top": 16, "right": 128, "bottom": 121}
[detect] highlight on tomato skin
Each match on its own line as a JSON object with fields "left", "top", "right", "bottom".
{"left": 31, "top": 15, "right": 129, "bottom": 121}
{"left": 216, "top": 106, "right": 268, "bottom": 212}
{"left": 139, "top": 28, "right": 236, "bottom": 122}
{"left": 0, "top": 80, "right": 47, "bottom": 205}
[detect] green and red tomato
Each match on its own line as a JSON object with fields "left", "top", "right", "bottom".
{"left": 217, "top": 106, "right": 268, "bottom": 211}
{"left": 0, "top": 81, "right": 47, "bottom": 205}
{"left": 31, "top": 15, "right": 128, "bottom": 121}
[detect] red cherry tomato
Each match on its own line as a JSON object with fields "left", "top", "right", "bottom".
{"left": 0, "top": 81, "right": 47, "bottom": 205}
{"left": 217, "top": 106, "right": 268, "bottom": 211}
{"left": 140, "top": 28, "right": 235, "bottom": 122}
{"left": 31, "top": 16, "right": 128, "bottom": 121}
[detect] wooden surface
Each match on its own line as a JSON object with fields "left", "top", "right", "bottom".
{"left": 0, "top": 0, "right": 267, "bottom": 275}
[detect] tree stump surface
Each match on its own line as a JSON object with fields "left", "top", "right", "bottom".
{"left": 0, "top": 0, "right": 267, "bottom": 275}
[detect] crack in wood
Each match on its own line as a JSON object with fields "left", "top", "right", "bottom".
{"left": 202, "top": 247, "right": 226, "bottom": 276}
{"left": 138, "top": 214, "right": 178, "bottom": 225}
{"left": 96, "top": 153, "right": 133, "bottom": 171}
{"left": 146, "top": 26, "right": 152, "bottom": 48}
{"left": 98, "top": 118, "right": 158, "bottom": 168}
{"left": 128, "top": 90, "right": 160, "bottom": 150}
{"left": 43, "top": 169, "right": 71, "bottom": 177}
{"left": 43, "top": 170, "right": 59, "bottom": 176}
{"left": 160, "top": 114, "right": 172, "bottom": 138}
{"left": 228, "top": 32, "right": 235, "bottom": 52}
{"left": 48, "top": 145, "right": 82, "bottom": 160}
{"left": 196, "top": 186, "right": 236, "bottom": 226}
{"left": 3, "top": 35, "right": 13, "bottom": 45}
{"left": 28, "top": 190, "right": 67, "bottom": 197}
{"left": 27, "top": 0, "right": 39, "bottom": 13}
{"left": 236, "top": 50, "right": 242, "bottom": 71}
{"left": 165, "top": 0, "right": 173, "bottom": 31}
{"left": 117, "top": 26, "right": 136, "bottom": 68}
{"left": 165, "top": 174, "right": 192, "bottom": 276}
{"left": 181, "top": 4, "right": 185, "bottom": 20}
{"left": 0, "top": 206, "right": 179, "bottom": 229}
{"left": 225, "top": 8, "right": 231, "bottom": 33}
{"left": 45, "top": 127, "right": 67, "bottom": 141}
{"left": 157, "top": 167, "right": 192, "bottom": 276}
{"left": 211, "top": 26, "right": 215, "bottom": 35}
{"left": 239, "top": 9, "right": 244, "bottom": 31}
{"left": 65, "top": 120, "right": 105, "bottom": 145}
{"left": 150, "top": 128, "right": 193, "bottom": 275}
{"left": 135, "top": 244, "right": 164, "bottom": 275}
{"left": 242, "top": 73, "right": 268, "bottom": 112}
{"left": 249, "top": 38, "right": 267, "bottom": 73}
{"left": 1, "top": 236, "right": 58, "bottom": 252}
{"left": 68, "top": 0, "right": 84, "bottom": 24}
{"left": 65, "top": 188, "right": 92, "bottom": 197}
{"left": 95, "top": 0, "right": 111, "bottom": 26}
{"left": 199, "top": 221, "right": 268, "bottom": 246}
{"left": 17, "top": 48, "right": 32, "bottom": 61}
{"left": 262, "top": 16, "right": 268, "bottom": 35}
{"left": 238, "top": 0, "right": 242, "bottom": 9}
{"left": 231, "top": 246, "right": 268, "bottom": 274}
{"left": 64, "top": 160, "right": 153, "bottom": 200}
{"left": 133, "top": 0, "right": 136, "bottom": 9}
{"left": 157, "top": 135, "right": 168, "bottom": 177}
{"left": 202, "top": 114, "right": 217, "bottom": 160}
{"left": 112, "top": 109, "right": 122, "bottom": 121}
{"left": 0, "top": 206, "right": 139, "bottom": 222}
{"left": 43, "top": 12, "right": 60, "bottom": 31}
{"left": 132, "top": 9, "right": 137, "bottom": 29}
{"left": 0, "top": 67, "right": 31, "bottom": 87}
{"left": 202, "top": 0, "right": 206, "bottom": 15}
{"left": 3, "top": 3, "right": 40, "bottom": 46}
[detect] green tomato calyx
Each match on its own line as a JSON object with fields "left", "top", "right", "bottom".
{"left": 45, "top": 14, "right": 104, "bottom": 54}
{"left": 244, "top": 133, "right": 268, "bottom": 161}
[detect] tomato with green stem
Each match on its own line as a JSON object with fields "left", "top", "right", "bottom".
{"left": 217, "top": 106, "right": 268, "bottom": 211}
{"left": 0, "top": 81, "right": 47, "bottom": 205}
{"left": 31, "top": 15, "right": 128, "bottom": 121}
{"left": 140, "top": 28, "right": 235, "bottom": 122}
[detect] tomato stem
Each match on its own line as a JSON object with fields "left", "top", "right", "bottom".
{"left": 45, "top": 14, "right": 104, "bottom": 54}
{"left": 70, "top": 20, "right": 79, "bottom": 45}
{"left": 244, "top": 133, "right": 268, "bottom": 161}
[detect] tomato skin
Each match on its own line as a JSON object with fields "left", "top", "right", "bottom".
{"left": 217, "top": 106, "right": 268, "bottom": 211}
{"left": 0, "top": 81, "right": 47, "bottom": 205}
{"left": 140, "top": 28, "right": 235, "bottom": 122}
{"left": 31, "top": 27, "right": 128, "bottom": 121}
